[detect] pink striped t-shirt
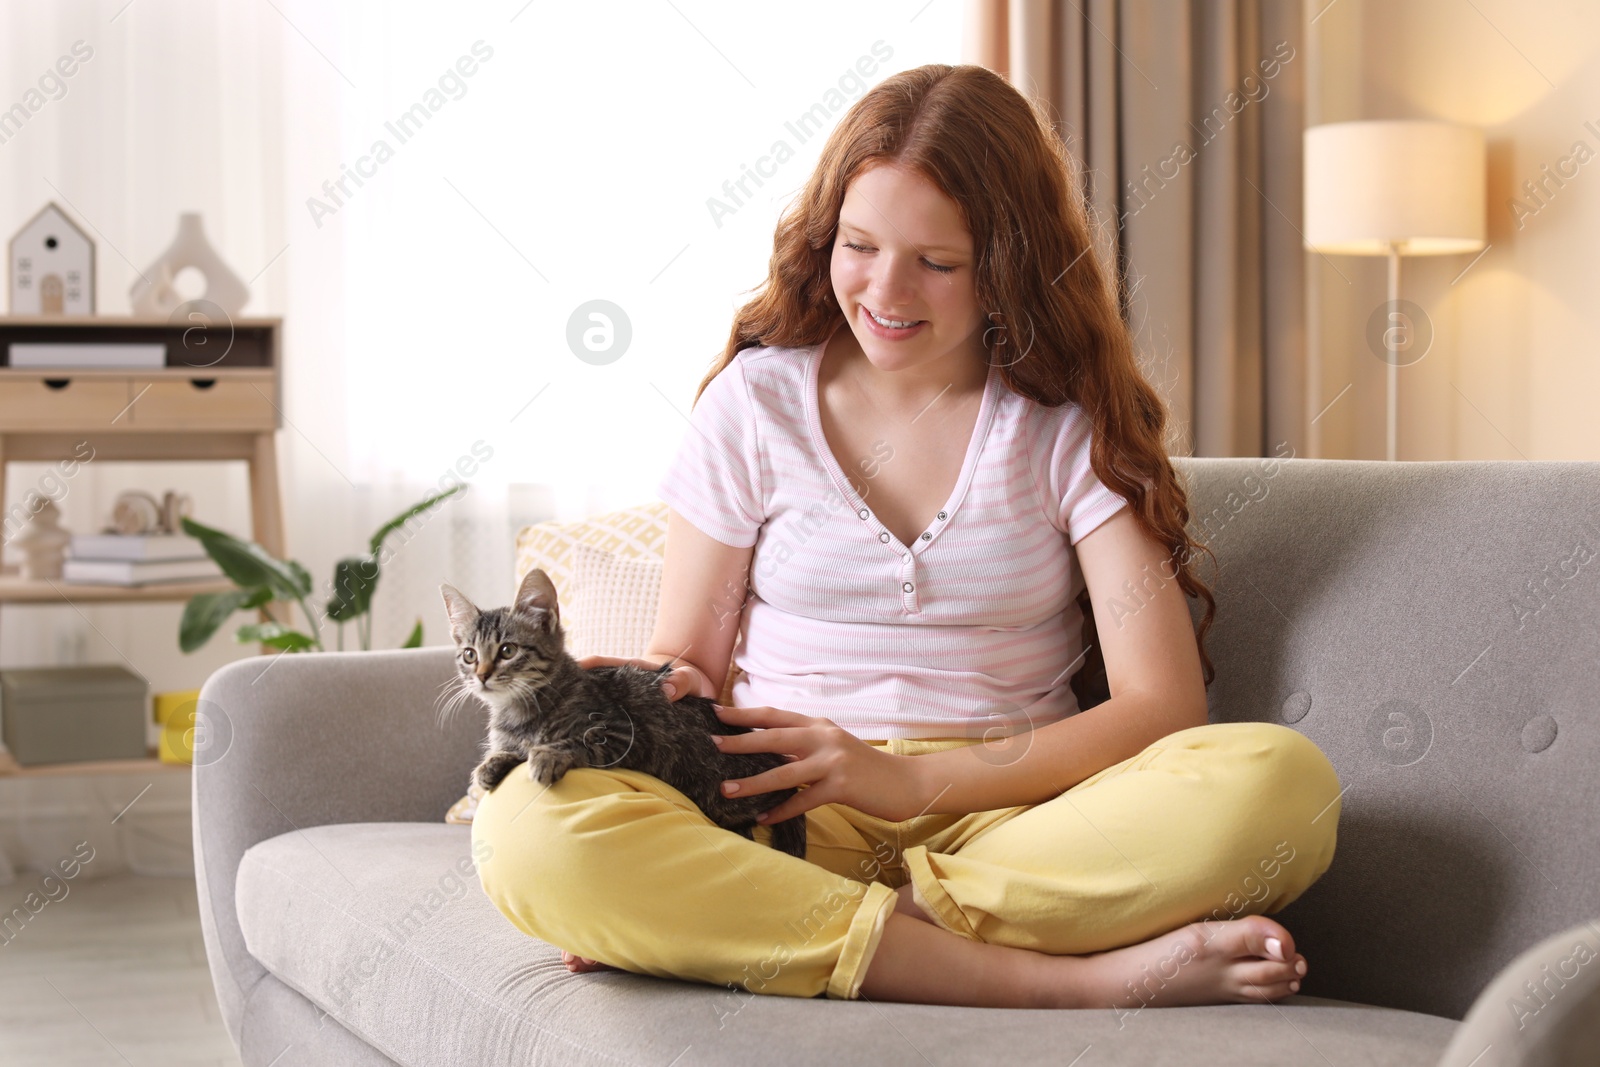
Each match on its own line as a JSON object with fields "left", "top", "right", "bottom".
{"left": 655, "top": 338, "right": 1129, "bottom": 741}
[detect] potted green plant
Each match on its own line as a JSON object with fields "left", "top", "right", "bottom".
{"left": 177, "top": 486, "right": 463, "bottom": 653}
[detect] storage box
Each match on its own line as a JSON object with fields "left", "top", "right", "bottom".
{"left": 153, "top": 688, "right": 203, "bottom": 764}
{"left": 0, "top": 666, "right": 148, "bottom": 766}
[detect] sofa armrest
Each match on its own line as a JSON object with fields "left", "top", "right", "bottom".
{"left": 191, "top": 646, "right": 481, "bottom": 1048}
{"left": 1437, "top": 917, "right": 1600, "bottom": 1066}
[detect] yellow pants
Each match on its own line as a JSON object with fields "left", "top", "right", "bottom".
{"left": 472, "top": 721, "right": 1341, "bottom": 1001}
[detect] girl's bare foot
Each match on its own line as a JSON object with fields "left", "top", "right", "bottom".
{"left": 561, "top": 950, "right": 618, "bottom": 974}
{"left": 1067, "top": 914, "right": 1307, "bottom": 1013}
{"left": 862, "top": 906, "right": 1308, "bottom": 1009}
{"left": 888, "top": 884, "right": 1303, "bottom": 1006}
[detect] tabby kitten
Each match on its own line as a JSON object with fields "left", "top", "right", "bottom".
{"left": 439, "top": 568, "right": 806, "bottom": 858}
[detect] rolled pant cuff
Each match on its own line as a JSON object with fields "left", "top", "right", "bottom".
{"left": 903, "top": 845, "right": 980, "bottom": 941}
{"left": 825, "top": 881, "right": 898, "bottom": 1000}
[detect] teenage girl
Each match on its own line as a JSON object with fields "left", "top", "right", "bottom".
{"left": 472, "top": 63, "right": 1340, "bottom": 1011}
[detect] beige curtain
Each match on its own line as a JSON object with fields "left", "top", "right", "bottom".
{"left": 965, "top": 0, "right": 1306, "bottom": 458}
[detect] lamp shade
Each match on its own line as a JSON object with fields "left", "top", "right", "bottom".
{"left": 1303, "top": 120, "right": 1486, "bottom": 255}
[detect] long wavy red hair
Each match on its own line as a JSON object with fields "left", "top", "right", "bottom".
{"left": 691, "top": 62, "right": 1218, "bottom": 700}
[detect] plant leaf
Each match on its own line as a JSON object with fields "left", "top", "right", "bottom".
{"left": 325, "top": 555, "right": 379, "bottom": 622}
{"left": 285, "top": 559, "right": 314, "bottom": 598}
{"left": 236, "top": 621, "right": 318, "bottom": 651}
{"left": 367, "top": 485, "right": 464, "bottom": 556}
{"left": 264, "top": 632, "right": 317, "bottom": 651}
{"left": 180, "top": 588, "right": 269, "bottom": 653}
{"left": 400, "top": 619, "right": 423, "bottom": 648}
{"left": 181, "top": 517, "right": 307, "bottom": 601}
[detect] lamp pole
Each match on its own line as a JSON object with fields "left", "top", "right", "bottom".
{"left": 1387, "top": 240, "right": 1402, "bottom": 463}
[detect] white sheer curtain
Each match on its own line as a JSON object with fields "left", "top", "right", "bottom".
{"left": 0, "top": 0, "right": 960, "bottom": 874}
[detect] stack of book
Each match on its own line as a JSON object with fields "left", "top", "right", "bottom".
{"left": 62, "top": 533, "right": 223, "bottom": 586}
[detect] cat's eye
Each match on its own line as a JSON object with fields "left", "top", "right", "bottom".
{"left": 498, "top": 643, "right": 517, "bottom": 659}
{"left": 462, "top": 648, "right": 477, "bottom": 664}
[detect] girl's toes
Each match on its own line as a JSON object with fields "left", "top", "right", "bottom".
{"left": 1228, "top": 951, "right": 1302, "bottom": 1002}
{"left": 1237, "top": 915, "right": 1295, "bottom": 961}
{"left": 561, "top": 950, "right": 611, "bottom": 973}
{"left": 1238, "top": 978, "right": 1300, "bottom": 1003}
{"left": 1232, "top": 958, "right": 1302, "bottom": 994}
{"left": 570, "top": 955, "right": 618, "bottom": 974}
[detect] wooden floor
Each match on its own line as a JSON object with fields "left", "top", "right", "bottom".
{"left": 0, "top": 874, "right": 243, "bottom": 1066}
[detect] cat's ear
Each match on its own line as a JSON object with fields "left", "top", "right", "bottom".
{"left": 439, "top": 583, "right": 479, "bottom": 642}
{"left": 513, "top": 568, "right": 560, "bottom": 631}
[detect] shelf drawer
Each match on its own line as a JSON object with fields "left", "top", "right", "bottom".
{"left": 0, "top": 377, "right": 132, "bottom": 429}
{"left": 128, "top": 377, "right": 277, "bottom": 430}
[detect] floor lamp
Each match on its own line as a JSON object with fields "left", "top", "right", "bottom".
{"left": 1303, "top": 120, "right": 1486, "bottom": 461}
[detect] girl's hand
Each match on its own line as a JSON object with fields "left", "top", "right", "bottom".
{"left": 575, "top": 654, "right": 708, "bottom": 704}
{"left": 709, "top": 704, "right": 928, "bottom": 824}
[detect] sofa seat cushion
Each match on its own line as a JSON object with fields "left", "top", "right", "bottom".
{"left": 236, "top": 823, "right": 1460, "bottom": 1067}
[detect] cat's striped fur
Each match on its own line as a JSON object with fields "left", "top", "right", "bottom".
{"left": 439, "top": 568, "right": 806, "bottom": 858}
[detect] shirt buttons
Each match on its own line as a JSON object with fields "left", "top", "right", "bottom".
{"left": 936, "top": 510, "right": 948, "bottom": 521}
{"left": 878, "top": 532, "right": 890, "bottom": 543}
{"left": 920, "top": 531, "right": 932, "bottom": 541}
{"left": 902, "top": 581, "right": 915, "bottom": 593}
{"left": 858, "top": 508, "right": 869, "bottom": 519}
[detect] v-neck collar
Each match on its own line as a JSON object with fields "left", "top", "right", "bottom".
{"left": 803, "top": 334, "right": 999, "bottom": 557}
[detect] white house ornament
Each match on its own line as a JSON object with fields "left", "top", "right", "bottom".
{"left": 8, "top": 202, "right": 95, "bottom": 315}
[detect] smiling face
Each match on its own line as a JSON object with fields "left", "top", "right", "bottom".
{"left": 829, "top": 161, "right": 987, "bottom": 381}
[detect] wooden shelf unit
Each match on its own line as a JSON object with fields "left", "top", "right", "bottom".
{"left": 0, "top": 571, "right": 236, "bottom": 603}
{"left": 0, "top": 315, "right": 286, "bottom": 775}
{"left": 0, "top": 748, "right": 187, "bottom": 777}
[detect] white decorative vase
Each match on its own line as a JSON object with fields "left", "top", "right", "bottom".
{"left": 129, "top": 213, "right": 249, "bottom": 317}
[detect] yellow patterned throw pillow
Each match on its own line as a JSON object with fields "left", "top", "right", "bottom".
{"left": 564, "top": 542, "right": 664, "bottom": 660}
{"left": 512, "top": 500, "right": 670, "bottom": 616}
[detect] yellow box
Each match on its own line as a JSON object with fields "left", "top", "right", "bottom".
{"left": 153, "top": 689, "right": 203, "bottom": 765}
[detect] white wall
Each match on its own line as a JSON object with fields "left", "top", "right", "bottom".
{"left": 0, "top": 0, "right": 963, "bottom": 876}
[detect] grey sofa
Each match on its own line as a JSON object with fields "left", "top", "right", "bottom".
{"left": 194, "top": 458, "right": 1600, "bottom": 1066}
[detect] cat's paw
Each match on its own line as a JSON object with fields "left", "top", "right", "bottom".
{"left": 527, "top": 747, "right": 578, "bottom": 787}
{"left": 473, "top": 751, "right": 524, "bottom": 792}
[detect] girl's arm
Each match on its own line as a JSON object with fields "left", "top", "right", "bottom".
{"left": 903, "top": 506, "right": 1209, "bottom": 814}
{"left": 641, "top": 507, "right": 755, "bottom": 700}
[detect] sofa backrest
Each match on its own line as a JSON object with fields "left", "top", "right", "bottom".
{"left": 519, "top": 460, "right": 1600, "bottom": 1020}
{"left": 1173, "top": 457, "right": 1600, "bottom": 1019}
